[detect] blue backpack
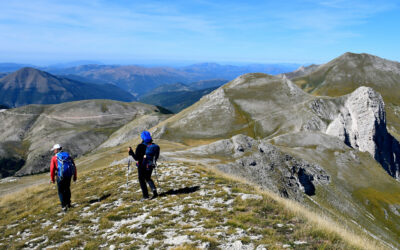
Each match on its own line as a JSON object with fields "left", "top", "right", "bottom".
{"left": 56, "top": 152, "right": 75, "bottom": 179}
{"left": 144, "top": 143, "right": 160, "bottom": 167}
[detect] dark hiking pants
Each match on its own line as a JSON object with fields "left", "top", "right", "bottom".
{"left": 138, "top": 165, "right": 157, "bottom": 198}
{"left": 57, "top": 176, "right": 72, "bottom": 208}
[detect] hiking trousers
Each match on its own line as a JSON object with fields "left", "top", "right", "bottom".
{"left": 137, "top": 165, "right": 156, "bottom": 198}
{"left": 57, "top": 176, "right": 72, "bottom": 208}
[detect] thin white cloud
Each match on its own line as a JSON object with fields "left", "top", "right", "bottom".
{"left": 0, "top": 0, "right": 398, "bottom": 63}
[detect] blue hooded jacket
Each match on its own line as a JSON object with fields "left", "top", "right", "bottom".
{"left": 141, "top": 131, "right": 152, "bottom": 143}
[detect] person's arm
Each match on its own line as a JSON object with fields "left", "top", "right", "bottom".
{"left": 135, "top": 144, "right": 146, "bottom": 164}
{"left": 128, "top": 147, "right": 136, "bottom": 160}
{"left": 155, "top": 145, "right": 160, "bottom": 161}
{"left": 50, "top": 156, "right": 57, "bottom": 183}
{"left": 72, "top": 158, "right": 77, "bottom": 182}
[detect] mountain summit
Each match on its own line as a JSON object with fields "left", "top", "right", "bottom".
{"left": 291, "top": 52, "right": 400, "bottom": 142}
{"left": 292, "top": 52, "right": 400, "bottom": 97}
{"left": 0, "top": 67, "right": 134, "bottom": 107}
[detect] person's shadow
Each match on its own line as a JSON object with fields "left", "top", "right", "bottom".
{"left": 88, "top": 193, "right": 111, "bottom": 204}
{"left": 87, "top": 186, "right": 200, "bottom": 204}
{"left": 159, "top": 186, "right": 200, "bottom": 197}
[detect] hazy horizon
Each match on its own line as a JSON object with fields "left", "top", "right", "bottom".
{"left": 0, "top": 59, "right": 305, "bottom": 68}
{"left": 1, "top": 1, "right": 399, "bottom": 65}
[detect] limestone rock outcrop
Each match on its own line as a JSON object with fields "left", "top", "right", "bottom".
{"left": 326, "top": 87, "right": 400, "bottom": 180}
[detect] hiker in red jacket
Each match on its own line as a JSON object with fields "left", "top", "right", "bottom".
{"left": 50, "top": 144, "right": 77, "bottom": 211}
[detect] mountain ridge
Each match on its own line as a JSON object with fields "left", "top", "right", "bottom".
{"left": 151, "top": 71, "right": 400, "bottom": 247}
{"left": 0, "top": 67, "right": 134, "bottom": 107}
{"left": 0, "top": 99, "right": 171, "bottom": 177}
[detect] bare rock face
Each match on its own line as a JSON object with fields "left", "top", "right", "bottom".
{"left": 165, "top": 134, "right": 330, "bottom": 200}
{"left": 219, "top": 140, "right": 330, "bottom": 201}
{"left": 326, "top": 87, "right": 400, "bottom": 179}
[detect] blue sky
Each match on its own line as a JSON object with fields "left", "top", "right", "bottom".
{"left": 0, "top": 0, "right": 399, "bottom": 65}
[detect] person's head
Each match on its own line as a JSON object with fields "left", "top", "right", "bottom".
{"left": 51, "top": 144, "right": 62, "bottom": 154}
{"left": 140, "top": 131, "right": 152, "bottom": 143}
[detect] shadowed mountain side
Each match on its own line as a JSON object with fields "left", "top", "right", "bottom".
{"left": 139, "top": 87, "right": 219, "bottom": 113}
{"left": 0, "top": 67, "right": 134, "bottom": 108}
{"left": 0, "top": 100, "right": 170, "bottom": 177}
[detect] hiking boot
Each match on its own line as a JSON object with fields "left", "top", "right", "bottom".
{"left": 150, "top": 190, "right": 158, "bottom": 200}
{"left": 62, "top": 206, "right": 68, "bottom": 212}
{"left": 140, "top": 196, "right": 149, "bottom": 202}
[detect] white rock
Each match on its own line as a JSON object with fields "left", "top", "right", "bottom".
{"left": 164, "top": 235, "right": 190, "bottom": 245}
{"left": 240, "top": 194, "right": 263, "bottom": 200}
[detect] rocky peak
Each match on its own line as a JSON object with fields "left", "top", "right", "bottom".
{"left": 326, "top": 86, "right": 400, "bottom": 179}
{"left": 0, "top": 67, "right": 60, "bottom": 91}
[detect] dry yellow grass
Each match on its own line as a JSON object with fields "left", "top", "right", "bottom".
{"left": 199, "top": 164, "right": 388, "bottom": 250}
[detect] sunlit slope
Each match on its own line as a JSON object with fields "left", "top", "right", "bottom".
{"left": 292, "top": 52, "right": 400, "bottom": 138}
{"left": 152, "top": 72, "right": 400, "bottom": 248}
{"left": 0, "top": 139, "right": 380, "bottom": 249}
{"left": 0, "top": 100, "right": 169, "bottom": 177}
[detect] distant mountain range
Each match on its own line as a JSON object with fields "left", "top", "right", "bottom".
{"left": 0, "top": 67, "right": 134, "bottom": 108}
{"left": 0, "top": 63, "right": 34, "bottom": 73}
{"left": 47, "top": 63, "right": 299, "bottom": 96}
{"left": 0, "top": 62, "right": 300, "bottom": 96}
{"left": 138, "top": 79, "right": 228, "bottom": 113}
{"left": 139, "top": 87, "right": 218, "bottom": 113}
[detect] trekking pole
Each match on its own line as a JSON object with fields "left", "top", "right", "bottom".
{"left": 126, "top": 157, "right": 131, "bottom": 188}
{"left": 154, "top": 161, "right": 162, "bottom": 193}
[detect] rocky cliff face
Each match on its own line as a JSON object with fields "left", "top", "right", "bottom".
{"left": 325, "top": 87, "right": 400, "bottom": 179}
{"left": 164, "top": 134, "right": 331, "bottom": 201}
{"left": 292, "top": 52, "right": 400, "bottom": 142}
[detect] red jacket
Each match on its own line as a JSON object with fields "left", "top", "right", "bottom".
{"left": 50, "top": 154, "right": 77, "bottom": 182}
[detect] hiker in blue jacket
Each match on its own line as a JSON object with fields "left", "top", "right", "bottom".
{"left": 128, "top": 131, "right": 160, "bottom": 200}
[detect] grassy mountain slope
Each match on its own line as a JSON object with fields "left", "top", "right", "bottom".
{"left": 292, "top": 52, "right": 400, "bottom": 139}
{"left": 0, "top": 67, "right": 134, "bottom": 108}
{"left": 151, "top": 72, "right": 400, "bottom": 247}
{"left": 279, "top": 64, "right": 320, "bottom": 79}
{"left": 0, "top": 100, "right": 170, "bottom": 177}
{"left": 162, "top": 132, "right": 400, "bottom": 248}
{"left": 0, "top": 141, "right": 380, "bottom": 249}
{"left": 153, "top": 73, "right": 317, "bottom": 142}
